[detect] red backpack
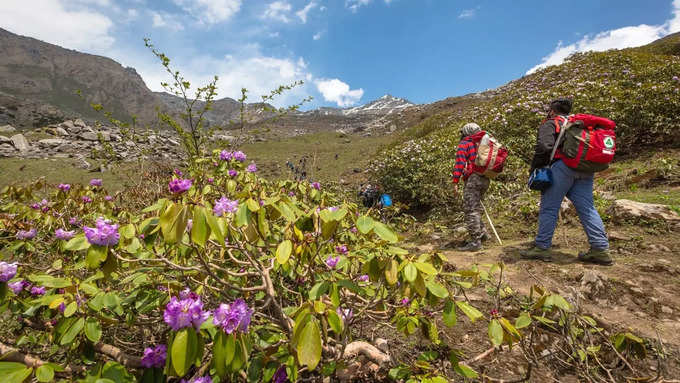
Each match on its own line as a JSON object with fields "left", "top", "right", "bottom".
{"left": 468, "top": 130, "right": 508, "bottom": 178}
{"left": 553, "top": 114, "right": 616, "bottom": 173}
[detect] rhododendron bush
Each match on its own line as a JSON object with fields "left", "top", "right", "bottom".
{"left": 1, "top": 150, "right": 525, "bottom": 382}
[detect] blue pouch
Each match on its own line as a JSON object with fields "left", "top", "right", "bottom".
{"left": 380, "top": 194, "right": 393, "bottom": 207}
{"left": 528, "top": 167, "right": 552, "bottom": 191}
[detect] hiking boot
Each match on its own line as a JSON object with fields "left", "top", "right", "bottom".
{"left": 519, "top": 246, "right": 552, "bottom": 262}
{"left": 457, "top": 241, "right": 482, "bottom": 252}
{"left": 578, "top": 248, "right": 614, "bottom": 266}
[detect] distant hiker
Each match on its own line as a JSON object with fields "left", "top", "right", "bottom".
{"left": 522, "top": 98, "right": 615, "bottom": 265}
{"left": 452, "top": 124, "right": 488, "bottom": 251}
{"left": 358, "top": 184, "right": 393, "bottom": 210}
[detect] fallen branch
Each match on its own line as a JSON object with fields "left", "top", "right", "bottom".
{"left": 94, "top": 343, "right": 143, "bottom": 368}
{"left": 0, "top": 341, "right": 85, "bottom": 374}
{"left": 342, "top": 341, "right": 391, "bottom": 366}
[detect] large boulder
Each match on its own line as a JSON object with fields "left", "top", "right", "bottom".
{"left": 10, "top": 134, "right": 30, "bottom": 152}
{"left": 55, "top": 127, "right": 69, "bottom": 136}
{"left": 61, "top": 120, "right": 80, "bottom": 134}
{"left": 0, "top": 124, "right": 16, "bottom": 133}
{"left": 611, "top": 199, "right": 680, "bottom": 222}
{"left": 0, "top": 135, "right": 12, "bottom": 144}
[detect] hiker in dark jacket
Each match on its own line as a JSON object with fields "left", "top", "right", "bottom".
{"left": 452, "top": 122, "right": 490, "bottom": 252}
{"left": 521, "top": 98, "right": 612, "bottom": 265}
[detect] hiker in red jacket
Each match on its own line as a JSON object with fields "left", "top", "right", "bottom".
{"left": 452, "top": 123, "right": 490, "bottom": 251}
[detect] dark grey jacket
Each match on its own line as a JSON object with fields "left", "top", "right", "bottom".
{"left": 530, "top": 118, "right": 562, "bottom": 172}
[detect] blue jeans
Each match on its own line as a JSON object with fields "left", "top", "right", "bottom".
{"left": 535, "top": 160, "right": 609, "bottom": 250}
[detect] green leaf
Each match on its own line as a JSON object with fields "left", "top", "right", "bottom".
{"left": 64, "top": 302, "right": 77, "bottom": 317}
{"left": 213, "top": 332, "right": 235, "bottom": 378}
{"left": 160, "top": 203, "right": 188, "bottom": 244}
{"left": 403, "top": 262, "right": 417, "bottom": 282}
{"left": 515, "top": 313, "right": 532, "bottom": 329}
{"left": 373, "top": 222, "right": 398, "bottom": 243}
{"left": 276, "top": 202, "right": 296, "bottom": 222}
{"left": 205, "top": 212, "right": 224, "bottom": 243}
{"left": 85, "top": 318, "right": 102, "bottom": 343}
{"left": 488, "top": 319, "right": 503, "bottom": 346}
{"left": 443, "top": 299, "right": 457, "bottom": 327}
{"left": 276, "top": 240, "right": 293, "bottom": 265}
{"left": 64, "top": 234, "right": 90, "bottom": 251}
{"left": 119, "top": 224, "right": 135, "bottom": 239}
{"left": 414, "top": 262, "right": 437, "bottom": 275}
{"left": 297, "top": 319, "right": 322, "bottom": 370}
{"left": 191, "top": 207, "right": 210, "bottom": 247}
{"left": 356, "top": 215, "right": 374, "bottom": 234}
{"left": 455, "top": 301, "right": 483, "bottom": 323}
{"left": 384, "top": 259, "right": 398, "bottom": 285}
{"left": 0, "top": 362, "right": 33, "bottom": 383}
{"left": 86, "top": 246, "right": 108, "bottom": 269}
{"left": 425, "top": 281, "right": 449, "bottom": 298}
{"left": 499, "top": 317, "right": 521, "bottom": 339}
{"left": 327, "top": 310, "right": 344, "bottom": 334}
{"left": 36, "top": 364, "right": 54, "bottom": 382}
{"left": 545, "top": 294, "right": 571, "bottom": 311}
{"left": 453, "top": 363, "right": 478, "bottom": 378}
{"left": 234, "top": 203, "right": 251, "bottom": 227}
{"left": 171, "top": 328, "right": 198, "bottom": 377}
{"left": 27, "top": 275, "right": 72, "bottom": 288}
{"left": 60, "top": 317, "right": 84, "bottom": 346}
{"left": 246, "top": 198, "right": 260, "bottom": 212}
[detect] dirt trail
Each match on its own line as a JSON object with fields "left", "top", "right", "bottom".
{"left": 417, "top": 227, "right": 680, "bottom": 346}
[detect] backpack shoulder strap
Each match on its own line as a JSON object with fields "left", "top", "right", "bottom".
{"left": 550, "top": 115, "right": 571, "bottom": 162}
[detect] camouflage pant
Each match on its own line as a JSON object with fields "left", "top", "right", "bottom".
{"left": 463, "top": 173, "right": 490, "bottom": 243}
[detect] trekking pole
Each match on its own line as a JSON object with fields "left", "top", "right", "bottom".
{"left": 481, "top": 201, "right": 503, "bottom": 246}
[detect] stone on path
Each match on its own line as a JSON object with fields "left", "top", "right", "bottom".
{"left": 611, "top": 199, "right": 680, "bottom": 222}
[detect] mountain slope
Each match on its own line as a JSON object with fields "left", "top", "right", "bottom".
{"left": 0, "top": 27, "right": 160, "bottom": 127}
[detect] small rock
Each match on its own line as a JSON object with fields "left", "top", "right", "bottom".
{"left": 608, "top": 231, "right": 632, "bottom": 241}
{"left": 74, "top": 118, "right": 87, "bottom": 128}
{"left": 649, "top": 244, "right": 671, "bottom": 252}
{"left": 630, "top": 287, "right": 644, "bottom": 295}
{"left": 0, "top": 124, "right": 16, "bottom": 133}
{"left": 38, "top": 138, "right": 66, "bottom": 147}
{"left": 661, "top": 306, "right": 673, "bottom": 314}
{"left": 55, "top": 127, "right": 69, "bottom": 136}
{"left": 0, "top": 135, "right": 12, "bottom": 144}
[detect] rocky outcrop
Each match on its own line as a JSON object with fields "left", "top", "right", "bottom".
{"left": 0, "top": 120, "right": 185, "bottom": 162}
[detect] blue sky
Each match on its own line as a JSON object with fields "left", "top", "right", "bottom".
{"left": 1, "top": 0, "right": 679, "bottom": 109}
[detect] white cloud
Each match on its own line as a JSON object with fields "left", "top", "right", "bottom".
{"left": 150, "top": 11, "right": 185, "bottom": 31}
{"left": 315, "top": 79, "right": 364, "bottom": 107}
{"left": 263, "top": 1, "right": 292, "bottom": 23}
{"left": 346, "top": 0, "right": 371, "bottom": 13}
{"left": 313, "top": 31, "right": 323, "bottom": 40}
{"left": 172, "top": 0, "right": 241, "bottom": 24}
{"left": 132, "top": 45, "right": 313, "bottom": 108}
{"left": 296, "top": 1, "right": 317, "bottom": 23}
{"left": 346, "top": 0, "right": 392, "bottom": 12}
{"left": 127, "top": 9, "right": 139, "bottom": 19}
{"left": 528, "top": 0, "right": 680, "bottom": 74}
{"left": 458, "top": 8, "right": 476, "bottom": 19}
{"left": 0, "top": 0, "right": 114, "bottom": 53}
